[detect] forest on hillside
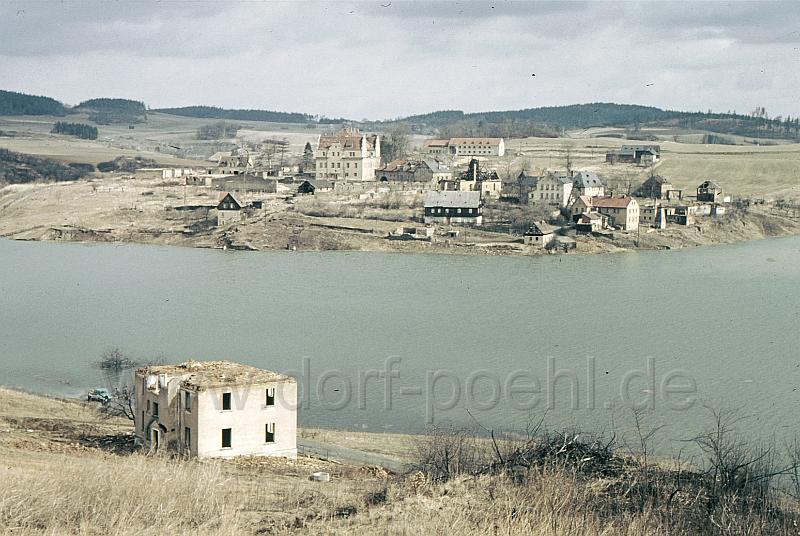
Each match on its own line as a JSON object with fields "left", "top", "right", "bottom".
{"left": 0, "top": 90, "right": 68, "bottom": 116}
{"left": 76, "top": 98, "right": 148, "bottom": 125}
{"left": 153, "top": 105, "right": 315, "bottom": 124}
{"left": 385, "top": 103, "right": 800, "bottom": 140}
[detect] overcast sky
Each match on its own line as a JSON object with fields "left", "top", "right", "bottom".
{"left": 1, "top": 1, "right": 798, "bottom": 120}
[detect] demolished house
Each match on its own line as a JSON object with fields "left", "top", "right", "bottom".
{"left": 134, "top": 360, "right": 297, "bottom": 459}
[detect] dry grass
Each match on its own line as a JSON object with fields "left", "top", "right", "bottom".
{"left": 1, "top": 388, "right": 799, "bottom": 535}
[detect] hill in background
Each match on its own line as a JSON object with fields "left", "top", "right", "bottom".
{"left": 1, "top": 88, "right": 798, "bottom": 141}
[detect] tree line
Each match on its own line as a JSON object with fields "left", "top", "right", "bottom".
{"left": 196, "top": 121, "right": 239, "bottom": 140}
{"left": 52, "top": 121, "right": 98, "bottom": 140}
{"left": 0, "top": 149, "right": 94, "bottom": 184}
{"left": 156, "top": 105, "right": 313, "bottom": 124}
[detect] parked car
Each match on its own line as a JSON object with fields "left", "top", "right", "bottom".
{"left": 87, "top": 388, "right": 111, "bottom": 404}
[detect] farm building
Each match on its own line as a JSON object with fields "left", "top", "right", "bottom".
{"left": 423, "top": 190, "right": 483, "bottom": 225}
{"left": 606, "top": 145, "right": 661, "bottom": 165}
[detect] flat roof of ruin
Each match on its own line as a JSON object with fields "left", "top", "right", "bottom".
{"left": 137, "top": 360, "right": 295, "bottom": 388}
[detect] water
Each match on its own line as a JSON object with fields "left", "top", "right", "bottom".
{"left": 1, "top": 237, "right": 799, "bottom": 455}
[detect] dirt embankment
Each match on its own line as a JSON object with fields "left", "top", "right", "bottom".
{"left": 1, "top": 175, "right": 798, "bottom": 256}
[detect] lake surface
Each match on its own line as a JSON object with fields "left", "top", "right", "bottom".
{"left": 1, "top": 237, "right": 799, "bottom": 455}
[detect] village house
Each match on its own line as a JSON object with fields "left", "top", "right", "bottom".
{"left": 315, "top": 128, "right": 380, "bottom": 181}
{"left": 375, "top": 159, "right": 450, "bottom": 185}
{"left": 216, "top": 192, "right": 244, "bottom": 226}
{"left": 423, "top": 190, "right": 483, "bottom": 226}
{"left": 697, "top": 180, "right": 723, "bottom": 202}
{"left": 667, "top": 204, "right": 697, "bottom": 226}
{"left": 571, "top": 171, "right": 605, "bottom": 198}
{"left": 573, "top": 212, "right": 608, "bottom": 234}
{"left": 523, "top": 221, "right": 557, "bottom": 248}
{"left": 571, "top": 195, "right": 640, "bottom": 231}
{"left": 216, "top": 154, "right": 254, "bottom": 175}
{"left": 423, "top": 137, "right": 505, "bottom": 157}
{"left": 296, "top": 178, "right": 334, "bottom": 195}
{"left": 514, "top": 171, "right": 540, "bottom": 203}
{"left": 640, "top": 204, "right": 667, "bottom": 229}
{"left": 633, "top": 175, "right": 682, "bottom": 200}
{"left": 528, "top": 170, "right": 573, "bottom": 207}
{"left": 134, "top": 361, "right": 297, "bottom": 459}
{"left": 605, "top": 145, "right": 661, "bottom": 166}
{"left": 453, "top": 159, "right": 503, "bottom": 197}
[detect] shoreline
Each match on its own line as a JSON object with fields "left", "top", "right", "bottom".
{"left": 3, "top": 175, "right": 800, "bottom": 257}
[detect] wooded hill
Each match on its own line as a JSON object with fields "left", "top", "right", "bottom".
{"left": 152, "top": 105, "right": 317, "bottom": 124}
{"left": 75, "top": 98, "right": 147, "bottom": 124}
{"left": 0, "top": 90, "right": 68, "bottom": 116}
{"left": 2, "top": 88, "right": 798, "bottom": 140}
{"left": 384, "top": 103, "right": 800, "bottom": 141}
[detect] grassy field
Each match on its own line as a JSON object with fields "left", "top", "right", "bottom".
{"left": 2, "top": 387, "right": 799, "bottom": 535}
{"left": 500, "top": 136, "right": 800, "bottom": 201}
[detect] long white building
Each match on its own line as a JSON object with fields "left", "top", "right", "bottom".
{"left": 423, "top": 137, "right": 505, "bottom": 157}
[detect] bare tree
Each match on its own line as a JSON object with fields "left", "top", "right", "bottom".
{"left": 561, "top": 142, "right": 575, "bottom": 175}
{"left": 92, "top": 348, "right": 141, "bottom": 421}
{"left": 382, "top": 124, "right": 411, "bottom": 162}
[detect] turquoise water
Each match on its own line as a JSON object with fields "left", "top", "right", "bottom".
{"left": 1, "top": 237, "right": 799, "bottom": 454}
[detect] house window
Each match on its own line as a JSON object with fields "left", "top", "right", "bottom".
{"left": 152, "top": 402, "right": 159, "bottom": 417}
{"left": 265, "top": 423, "right": 275, "bottom": 443}
{"left": 141, "top": 411, "right": 145, "bottom": 431}
{"left": 266, "top": 388, "right": 275, "bottom": 406}
{"left": 222, "top": 428, "right": 232, "bottom": 448}
{"left": 222, "top": 392, "right": 232, "bottom": 411}
{"left": 184, "top": 392, "right": 191, "bottom": 412}
{"left": 146, "top": 399, "right": 150, "bottom": 412}
{"left": 184, "top": 427, "right": 191, "bottom": 448}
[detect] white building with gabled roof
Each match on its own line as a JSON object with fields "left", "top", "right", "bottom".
{"left": 315, "top": 128, "right": 380, "bottom": 181}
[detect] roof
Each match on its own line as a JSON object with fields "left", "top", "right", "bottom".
{"left": 517, "top": 171, "right": 540, "bottom": 187}
{"left": 541, "top": 171, "right": 572, "bottom": 185}
{"left": 572, "top": 171, "right": 604, "bottom": 188}
{"left": 585, "top": 195, "right": 636, "bottom": 209}
{"left": 423, "top": 137, "right": 503, "bottom": 147}
{"left": 449, "top": 137, "right": 503, "bottom": 146}
{"left": 424, "top": 190, "right": 482, "bottom": 209}
{"left": 208, "top": 151, "right": 232, "bottom": 162}
{"left": 699, "top": 180, "right": 721, "bottom": 189}
{"left": 524, "top": 221, "right": 556, "bottom": 236}
{"left": 423, "top": 139, "right": 450, "bottom": 148}
{"left": 422, "top": 158, "right": 449, "bottom": 172}
{"left": 620, "top": 144, "right": 661, "bottom": 153}
{"left": 317, "top": 128, "right": 377, "bottom": 151}
{"left": 217, "top": 192, "right": 243, "bottom": 208}
{"left": 299, "top": 178, "right": 333, "bottom": 189}
{"left": 137, "top": 360, "right": 295, "bottom": 388}
{"left": 577, "top": 212, "right": 604, "bottom": 222}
